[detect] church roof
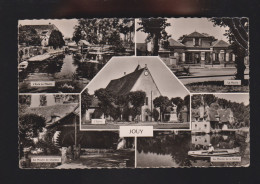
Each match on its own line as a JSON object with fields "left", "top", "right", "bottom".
{"left": 212, "top": 40, "right": 230, "bottom": 48}
{"left": 168, "top": 38, "right": 185, "bottom": 47}
{"left": 106, "top": 67, "right": 145, "bottom": 96}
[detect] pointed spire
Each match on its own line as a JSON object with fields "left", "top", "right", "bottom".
{"left": 134, "top": 64, "right": 141, "bottom": 71}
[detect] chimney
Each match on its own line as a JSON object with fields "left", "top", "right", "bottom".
{"left": 124, "top": 72, "right": 126, "bottom": 76}
{"left": 145, "top": 64, "right": 147, "bottom": 69}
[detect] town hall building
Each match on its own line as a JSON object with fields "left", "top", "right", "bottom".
{"left": 158, "top": 31, "right": 236, "bottom": 67}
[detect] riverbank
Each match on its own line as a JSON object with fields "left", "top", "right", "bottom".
{"left": 56, "top": 149, "right": 135, "bottom": 168}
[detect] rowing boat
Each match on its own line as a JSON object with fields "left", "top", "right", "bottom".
{"left": 188, "top": 148, "right": 239, "bottom": 157}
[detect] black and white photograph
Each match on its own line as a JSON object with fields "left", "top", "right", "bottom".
{"left": 18, "top": 18, "right": 135, "bottom": 93}
{"left": 19, "top": 94, "right": 134, "bottom": 168}
{"left": 136, "top": 18, "right": 249, "bottom": 93}
{"left": 137, "top": 128, "right": 249, "bottom": 167}
{"left": 81, "top": 56, "right": 190, "bottom": 130}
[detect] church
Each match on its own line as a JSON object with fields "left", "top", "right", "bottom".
{"left": 105, "top": 64, "right": 162, "bottom": 121}
{"left": 83, "top": 56, "right": 190, "bottom": 123}
{"left": 158, "top": 31, "right": 236, "bottom": 67}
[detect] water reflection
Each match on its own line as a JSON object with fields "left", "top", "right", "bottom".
{"left": 56, "top": 127, "right": 134, "bottom": 149}
{"left": 137, "top": 131, "right": 249, "bottom": 167}
{"left": 19, "top": 54, "right": 104, "bottom": 93}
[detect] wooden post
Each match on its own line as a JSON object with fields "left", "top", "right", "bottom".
{"left": 74, "top": 115, "right": 77, "bottom": 147}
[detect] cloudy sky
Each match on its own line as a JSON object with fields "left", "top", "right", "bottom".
{"left": 19, "top": 19, "right": 78, "bottom": 38}
{"left": 136, "top": 18, "right": 229, "bottom": 43}
{"left": 86, "top": 56, "right": 189, "bottom": 99}
{"left": 214, "top": 94, "right": 249, "bottom": 106}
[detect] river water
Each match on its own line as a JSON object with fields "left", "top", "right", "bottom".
{"left": 19, "top": 54, "right": 103, "bottom": 93}
{"left": 137, "top": 131, "right": 249, "bottom": 167}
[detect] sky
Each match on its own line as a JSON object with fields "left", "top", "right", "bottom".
{"left": 214, "top": 94, "right": 249, "bottom": 106}
{"left": 86, "top": 56, "right": 189, "bottom": 99}
{"left": 19, "top": 19, "right": 78, "bottom": 38}
{"left": 136, "top": 18, "right": 229, "bottom": 43}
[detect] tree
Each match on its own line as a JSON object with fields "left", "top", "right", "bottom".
{"left": 152, "top": 109, "right": 160, "bottom": 121}
{"left": 19, "top": 114, "right": 46, "bottom": 148}
{"left": 48, "top": 30, "right": 65, "bottom": 49}
{"left": 171, "top": 97, "right": 184, "bottom": 116}
{"left": 137, "top": 18, "right": 171, "bottom": 56}
{"left": 178, "top": 34, "right": 188, "bottom": 42}
{"left": 94, "top": 88, "right": 115, "bottom": 118}
{"left": 209, "top": 18, "right": 249, "bottom": 82}
{"left": 18, "top": 26, "right": 41, "bottom": 46}
{"left": 72, "top": 25, "right": 83, "bottom": 45}
{"left": 127, "top": 91, "right": 146, "bottom": 120}
{"left": 81, "top": 89, "right": 92, "bottom": 116}
{"left": 153, "top": 96, "right": 170, "bottom": 121}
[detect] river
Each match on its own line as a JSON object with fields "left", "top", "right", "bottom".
{"left": 137, "top": 131, "right": 249, "bottom": 167}
{"left": 19, "top": 54, "right": 103, "bottom": 93}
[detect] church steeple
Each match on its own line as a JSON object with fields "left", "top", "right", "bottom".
{"left": 134, "top": 64, "right": 141, "bottom": 71}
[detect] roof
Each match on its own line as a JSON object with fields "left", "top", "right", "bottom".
{"left": 24, "top": 103, "right": 79, "bottom": 123}
{"left": 186, "top": 31, "right": 207, "bottom": 38}
{"left": 79, "top": 40, "right": 91, "bottom": 46}
{"left": 21, "top": 24, "right": 58, "bottom": 34}
{"left": 212, "top": 40, "right": 230, "bottom": 48}
{"left": 105, "top": 66, "right": 145, "bottom": 96}
{"left": 168, "top": 38, "right": 185, "bottom": 47}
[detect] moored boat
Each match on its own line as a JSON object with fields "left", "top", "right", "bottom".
{"left": 188, "top": 148, "right": 239, "bottom": 157}
{"left": 18, "top": 61, "right": 28, "bottom": 72}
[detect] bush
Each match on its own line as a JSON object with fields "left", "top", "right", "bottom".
{"left": 152, "top": 109, "right": 160, "bottom": 121}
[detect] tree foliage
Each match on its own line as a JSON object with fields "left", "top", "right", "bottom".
{"left": 18, "top": 26, "right": 41, "bottom": 46}
{"left": 137, "top": 18, "right": 171, "bottom": 55}
{"left": 209, "top": 18, "right": 249, "bottom": 81}
{"left": 72, "top": 25, "right": 83, "bottom": 45}
{"left": 48, "top": 30, "right": 65, "bottom": 49}
{"left": 153, "top": 96, "right": 170, "bottom": 121}
{"left": 19, "top": 114, "right": 46, "bottom": 147}
{"left": 128, "top": 91, "right": 146, "bottom": 119}
{"left": 73, "top": 18, "right": 134, "bottom": 51}
{"left": 81, "top": 89, "right": 92, "bottom": 116}
{"left": 94, "top": 88, "right": 115, "bottom": 117}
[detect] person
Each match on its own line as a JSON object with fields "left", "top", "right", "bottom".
{"left": 208, "top": 144, "right": 214, "bottom": 154}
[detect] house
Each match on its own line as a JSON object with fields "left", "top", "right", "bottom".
{"left": 24, "top": 95, "right": 79, "bottom": 128}
{"left": 158, "top": 31, "right": 235, "bottom": 67}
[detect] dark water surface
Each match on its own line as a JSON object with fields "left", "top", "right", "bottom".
{"left": 137, "top": 131, "right": 249, "bottom": 167}
{"left": 19, "top": 54, "right": 103, "bottom": 93}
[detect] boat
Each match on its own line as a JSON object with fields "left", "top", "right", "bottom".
{"left": 188, "top": 148, "right": 239, "bottom": 157}
{"left": 18, "top": 61, "right": 28, "bottom": 71}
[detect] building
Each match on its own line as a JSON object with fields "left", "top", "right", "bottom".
{"left": 23, "top": 94, "right": 79, "bottom": 127}
{"left": 86, "top": 64, "right": 162, "bottom": 122}
{"left": 106, "top": 64, "right": 162, "bottom": 121}
{"left": 158, "top": 31, "right": 236, "bottom": 67}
